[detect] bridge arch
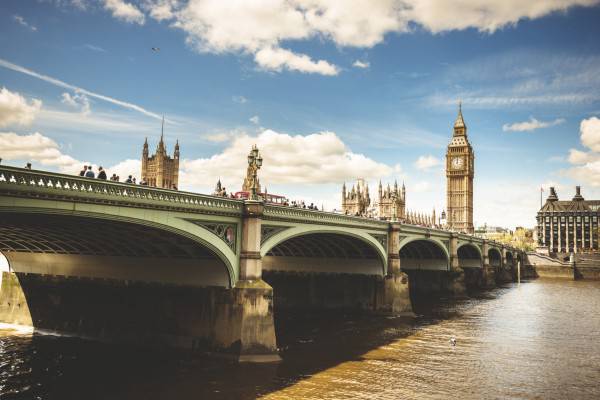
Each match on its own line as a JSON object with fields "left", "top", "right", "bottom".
{"left": 488, "top": 248, "right": 502, "bottom": 268}
{"left": 0, "top": 211, "right": 238, "bottom": 288}
{"left": 457, "top": 243, "right": 483, "bottom": 268}
{"left": 261, "top": 226, "right": 387, "bottom": 276}
{"left": 398, "top": 238, "right": 450, "bottom": 271}
{"left": 505, "top": 251, "right": 515, "bottom": 269}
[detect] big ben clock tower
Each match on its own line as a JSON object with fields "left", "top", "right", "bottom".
{"left": 446, "top": 103, "right": 474, "bottom": 234}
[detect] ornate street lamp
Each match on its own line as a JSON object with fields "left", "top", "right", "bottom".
{"left": 247, "top": 145, "right": 263, "bottom": 201}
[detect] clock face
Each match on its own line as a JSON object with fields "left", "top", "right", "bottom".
{"left": 451, "top": 157, "right": 464, "bottom": 169}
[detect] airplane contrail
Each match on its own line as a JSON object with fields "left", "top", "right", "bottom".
{"left": 0, "top": 58, "right": 164, "bottom": 121}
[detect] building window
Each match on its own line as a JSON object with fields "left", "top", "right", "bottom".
{"left": 561, "top": 216, "right": 566, "bottom": 222}
{"left": 577, "top": 217, "right": 582, "bottom": 222}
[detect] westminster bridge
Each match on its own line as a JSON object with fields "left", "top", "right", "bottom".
{"left": 0, "top": 166, "right": 526, "bottom": 362}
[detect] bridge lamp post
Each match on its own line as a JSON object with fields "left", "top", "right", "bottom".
{"left": 391, "top": 194, "right": 398, "bottom": 222}
{"left": 247, "top": 146, "right": 263, "bottom": 201}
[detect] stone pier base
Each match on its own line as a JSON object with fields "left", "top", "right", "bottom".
{"left": 0, "top": 272, "right": 280, "bottom": 362}
{"left": 232, "top": 280, "right": 280, "bottom": 363}
{"left": 496, "top": 268, "right": 514, "bottom": 284}
{"left": 481, "top": 267, "right": 497, "bottom": 289}
{"left": 444, "top": 270, "right": 467, "bottom": 297}
{"left": 376, "top": 272, "right": 413, "bottom": 316}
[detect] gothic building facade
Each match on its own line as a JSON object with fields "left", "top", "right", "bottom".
{"left": 537, "top": 186, "right": 599, "bottom": 253}
{"left": 446, "top": 104, "right": 475, "bottom": 234}
{"left": 141, "top": 122, "right": 179, "bottom": 189}
{"left": 377, "top": 180, "right": 406, "bottom": 221}
{"left": 342, "top": 179, "right": 371, "bottom": 216}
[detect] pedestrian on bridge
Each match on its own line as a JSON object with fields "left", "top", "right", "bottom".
{"left": 85, "top": 166, "right": 95, "bottom": 178}
{"left": 97, "top": 167, "right": 107, "bottom": 180}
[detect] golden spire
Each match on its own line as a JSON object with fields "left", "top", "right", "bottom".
{"left": 454, "top": 101, "right": 466, "bottom": 129}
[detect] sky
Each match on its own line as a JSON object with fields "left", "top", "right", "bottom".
{"left": 1, "top": 0, "right": 600, "bottom": 229}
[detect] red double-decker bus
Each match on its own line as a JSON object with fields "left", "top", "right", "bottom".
{"left": 233, "top": 191, "right": 288, "bottom": 205}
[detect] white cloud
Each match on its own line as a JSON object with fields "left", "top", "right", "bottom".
{"left": 254, "top": 46, "right": 339, "bottom": 75}
{"left": 413, "top": 181, "right": 431, "bottom": 192}
{"left": 564, "top": 117, "right": 600, "bottom": 187}
{"left": 432, "top": 51, "right": 600, "bottom": 109}
{"left": 0, "top": 132, "right": 81, "bottom": 172}
{"left": 352, "top": 60, "right": 370, "bottom": 69}
{"left": 567, "top": 148, "right": 600, "bottom": 165}
{"left": 580, "top": 116, "right": 600, "bottom": 152}
{"left": 0, "top": 87, "right": 42, "bottom": 128}
{"left": 249, "top": 115, "right": 260, "bottom": 125}
{"left": 502, "top": 117, "right": 565, "bottom": 132}
{"left": 103, "top": 0, "right": 145, "bottom": 24}
{"left": 402, "top": 0, "right": 598, "bottom": 33}
{"left": 61, "top": 92, "right": 91, "bottom": 115}
{"left": 180, "top": 129, "right": 395, "bottom": 189}
{"left": 0, "top": 58, "right": 163, "bottom": 121}
{"left": 106, "top": 159, "right": 142, "bottom": 181}
{"left": 145, "top": 0, "right": 177, "bottom": 21}
{"left": 414, "top": 155, "right": 441, "bottom": 170}
{"left": 204, "top": 132, "right": 234, "bottom": 142}
{"left": 0, "top": 131, "right": 141, "bottom": 178}
{"left": 82, "top": 44, "right": 107, "bottom": 52}
{"left": 232, "top": 95, "right": 248, "bottom": 104}
{"left": 13, "top": 15, "right": 37, "bottom": 31}
{"left": 565, "top": 161, "right": 600, "bottom": 187}
{"left": 138, "top": 0, "right": 597, "bottom": 76}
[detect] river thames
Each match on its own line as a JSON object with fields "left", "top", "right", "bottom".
{"left": 1, "top": 278, "right": 599, "bottom": 399}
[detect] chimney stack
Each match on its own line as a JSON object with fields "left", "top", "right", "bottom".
{"left": 548, "top": 187, "right": 558, "bottom": 201}
{"left": 573, "top": 186, "right": 584, "bottom": 201}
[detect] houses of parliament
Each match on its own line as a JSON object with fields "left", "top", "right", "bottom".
{"left": 141, "top": 120, "right": 180, "bottom": 190}
{"left": 341, "top": 104, "right": 475, "bottom": 234}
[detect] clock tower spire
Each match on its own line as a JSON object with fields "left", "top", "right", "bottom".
{"left": 446, "top": 102, "right": 474, "bottom": 234}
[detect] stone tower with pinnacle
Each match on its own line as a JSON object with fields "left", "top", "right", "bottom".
{"left": 446, "top": 103, "right": 474, "bottom": 233}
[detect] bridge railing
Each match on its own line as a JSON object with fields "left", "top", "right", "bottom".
{"left": 263, "top": 204, "right": 391, "bottom": 229}
{"left": 0, "top": 166, "right": 244, "bottom": 215}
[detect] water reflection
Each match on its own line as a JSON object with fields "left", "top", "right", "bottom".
{"left": 1, "top": 279, "right": 599, "bottom": 399}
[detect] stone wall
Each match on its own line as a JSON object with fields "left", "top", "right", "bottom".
{"left": 0, "top": 272, "right": 32, "bottom": 326}
{"left": 263, "top": 270, "right": 380, "bottom": 311}
{"left": 0, "top": 272, "right": 278, "bottom": 361}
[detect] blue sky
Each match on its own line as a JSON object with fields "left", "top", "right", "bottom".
{"left": 2, "top": 0, "right": 600, "bottom": 229}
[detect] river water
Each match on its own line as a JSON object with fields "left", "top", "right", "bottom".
{"left": 1, "top": 278, "right": 599, "bottom": 399}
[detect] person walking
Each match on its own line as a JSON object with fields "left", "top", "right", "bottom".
{"left": 97, "top": 167, "right": 107, "bottom": 180}
{"left": 125, "top": 175, "right": 133, "bottom": 184}
{"left": 79, "top": 165, "right": 87, "bottom": 176}
{"left": 85, "top": 166, "right": 95, "bottom": 178}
